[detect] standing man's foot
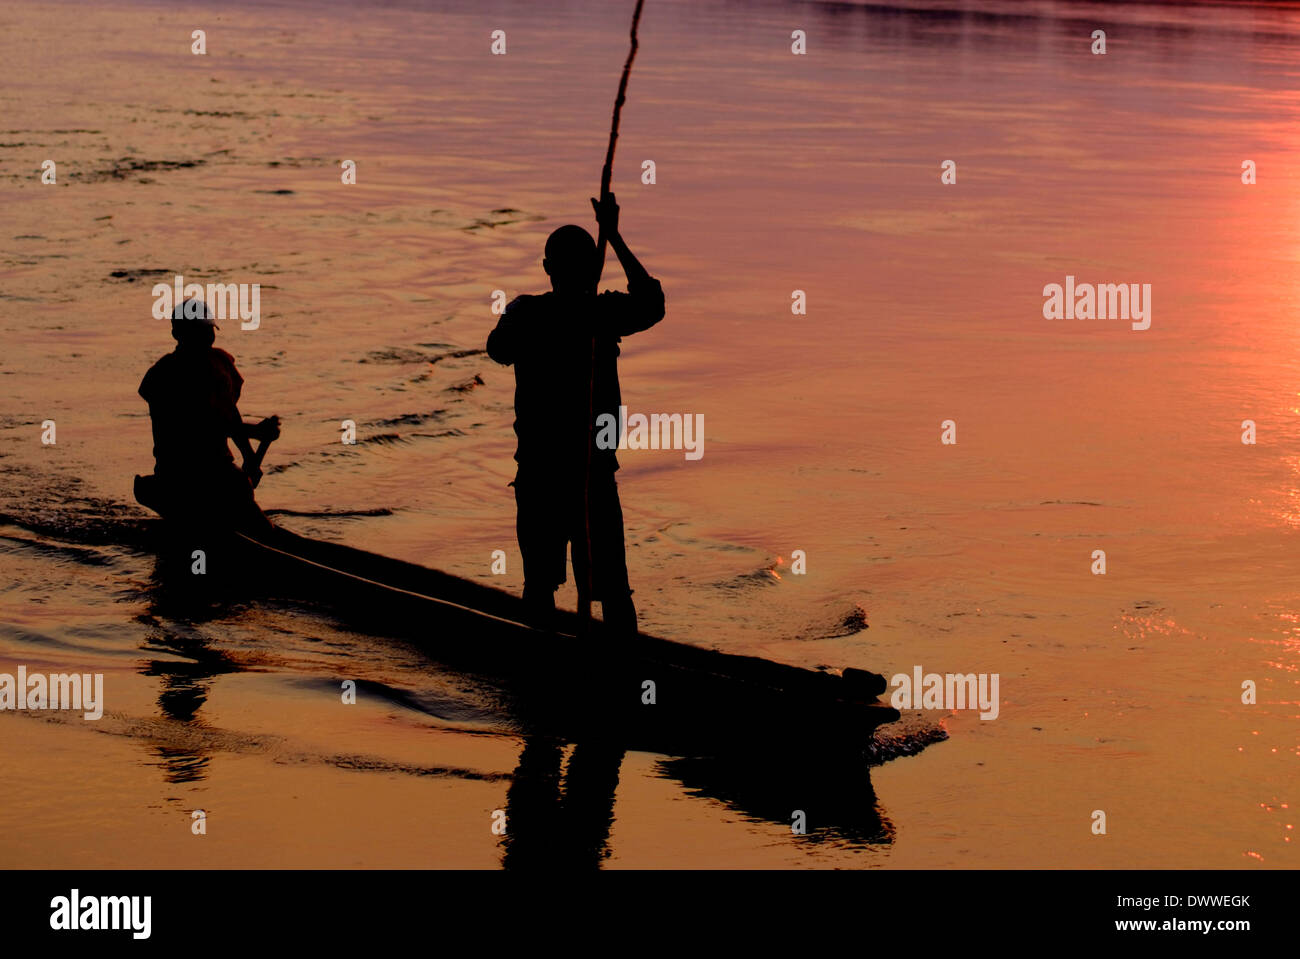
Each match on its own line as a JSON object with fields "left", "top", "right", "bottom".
{"left": 600, "top": 595, "right": 637, "bottom": 642}
{"left": 522, "top": 585, "right": 558, "bottom": 631}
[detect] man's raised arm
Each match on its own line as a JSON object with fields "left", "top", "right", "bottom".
{"left": 591, "top": 192, "right": 665, "bottom": 336}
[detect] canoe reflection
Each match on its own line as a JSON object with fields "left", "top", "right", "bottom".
{"left": 500, "top": 734, "right": 892, "bottom": 868}
{"left": 657, "top": 752, "right": 893, "bottom": 848}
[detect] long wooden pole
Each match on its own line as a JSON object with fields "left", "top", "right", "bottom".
{"left": 594, "top": 0, "right": 645, "bottom": 282}
{"left": 582, "top": 0, "right": 646, "bottom": 631}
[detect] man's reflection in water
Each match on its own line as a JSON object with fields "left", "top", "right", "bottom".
{"left": 136, "top": 554, "right": 248, "bottom": 784}
{"left": 502, "top": 737, "right": 625, "bottom": 870}
{"left": 137, "top": 629, "right": 239, "bottom": 784}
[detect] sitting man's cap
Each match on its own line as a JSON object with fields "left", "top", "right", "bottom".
{"left": 173, "top": 298, "right": 219, "bottom": 328}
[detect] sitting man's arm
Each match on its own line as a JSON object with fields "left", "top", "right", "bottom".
{"left": 210, "top": 356, "right": 269, "bottom": 483}
{"left": 221, "top": 395, "right": 259, "bottom": 468}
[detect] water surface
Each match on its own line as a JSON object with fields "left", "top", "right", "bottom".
{"left": 1, "top": 0, "right": 1297, "bottom": 868}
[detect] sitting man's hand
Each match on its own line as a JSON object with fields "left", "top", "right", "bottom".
{"left": 257, "top": 415, "right": 281, "bottom": 442}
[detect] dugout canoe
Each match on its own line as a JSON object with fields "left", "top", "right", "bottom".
{"left": 152, "top": 523, "right": 900, "bottom": 757}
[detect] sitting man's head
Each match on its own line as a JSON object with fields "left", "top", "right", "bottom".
{"left": 543, "top": 225, "right": 598, "bottom": 295}
{"left": 171, "top": 299, "right": 218, "bottom": 348}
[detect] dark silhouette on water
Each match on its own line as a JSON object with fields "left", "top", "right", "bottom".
{"left": 134, "top": 299, "right": 279, "bottom": 536}
{"left": 487, "top": 195, "right": 664, "bottom": 636}
{"left": 501, "top": 736, "right": 625, "bottom": 870}
{"left": 659, "top": 754, "right": 894, "bottom": 848}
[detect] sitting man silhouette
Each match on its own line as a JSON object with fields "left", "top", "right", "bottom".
{"left": 487, "top": 194, "right": 665, "bottom": 636}
{"left": 135, "top": 298, "right": 279, "bottom": 535}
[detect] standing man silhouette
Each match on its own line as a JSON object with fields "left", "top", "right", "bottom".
{"left": 487, "top": 194, "right": 664, "bottom": 637}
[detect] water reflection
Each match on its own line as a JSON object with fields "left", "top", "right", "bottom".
{"left": 501, "top": 737, "right": 625, "bottom": 870}
{"left": 659, "top": 751, "right": 893, "bottom": 847}
{"left": 497, "top": 734, "right": 892, "bottom": 866}
{"left": 133, "top": 547, "right": 249, "bottom": 785}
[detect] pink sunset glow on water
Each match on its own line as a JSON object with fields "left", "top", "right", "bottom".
{"left": 0, "top": 0, "right": 1296, "bottom": 868}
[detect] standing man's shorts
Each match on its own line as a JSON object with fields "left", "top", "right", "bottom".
{"left": 513, "top": 467, "right": 631, "bottom": 601}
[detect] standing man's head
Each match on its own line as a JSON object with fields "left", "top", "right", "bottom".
{"left": 543, "top": 225, "right": 598, "bottom": 295}
{"left": 171, "top": 299, "right": 218, "bottom": 348}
